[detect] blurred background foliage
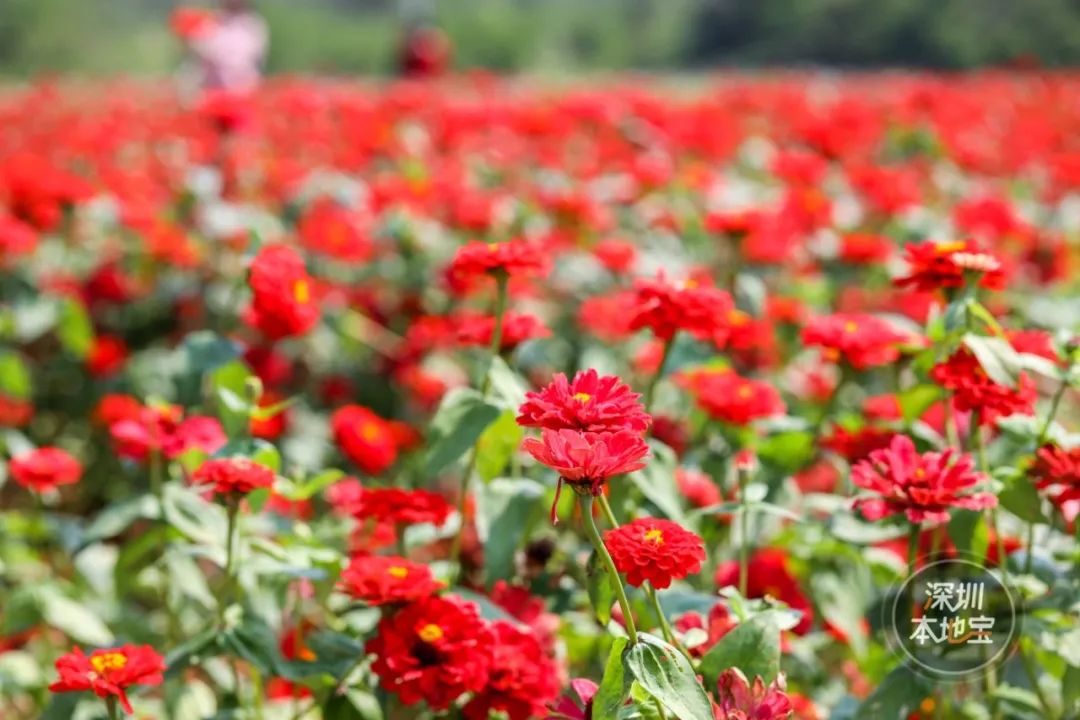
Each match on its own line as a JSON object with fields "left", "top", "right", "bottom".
{"left": 1, "top": 0, "right": 1079, "bottom": 78}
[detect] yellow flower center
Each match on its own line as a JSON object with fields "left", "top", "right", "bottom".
{"left": 737, "top": 384, "right": 753, "bottom": 399}
{"left": 90, "top": 652, "right": 128, "bottom": 675}
{"left": 920, "top": 697, "right": 936, "bottom": 714}
{"left": 644, "top": 528, "right": 664, "bottom": 545}
{"left": 418, "top": 623, "right": 444, "bottom": 642}
{"left": 293, "top": 279, "right": 311, "bottom": 304}
{"left": 934, "top": 241, "right": 965, "bottom": 255}
{"left": 844, "top": 321, "right": 859, "bottom": 333}
{"left": 914, "top": 468, "right": 926, "bottom": 479}
{"left": 387, "top": 565, "right": 409, "bottom": 579}
{"left": 728, "top": 310, "right": 750, "bottom": 326}
{"left": 359, "top": 420, "right": 382, "bottom": 442}
{"left": 573, "top": 392, "right": 592, "bottom": 403}
{"left": 487, "top": 242, "right": 499, "bottom": 252}
{"left": 680, "top": 278, "right": 699, "bottom": 290}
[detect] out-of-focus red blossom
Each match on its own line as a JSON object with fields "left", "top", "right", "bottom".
{"left": 0, "top": 395, "right": 33, "bottom": 427}
{"left": 266, "top": 625, "right": 315, "bottom": 702}
{"left": 250, "top": 391, "right": 290, "bottom": 440}
{"left": 851, "top": 434, "right": 995, "bottom": 524}
{"left": 592, "top": 237, "right": 637, "bottom": 273}
{"left": 675, "top": 603, "right": 737, "bottom": 657}
{"left": 338, "top": 554, "right": 444, "bottom": 605}
{"left": 801, "top": 313, "right": 905, "bottom": 370}
{"left": 9, "top": 447, "right": 81, "bottom": 493}
{"left": 894, "top": 239, "right": 1006, "bottom": 292}
{"left": 244, "top": 345, "right": 293, "bottom": 386}
{"left": 650, "top": 414, "right": 690, "bottom": 456}
{"left": 630, "top": 274, "right": 735, "bottom": 344}
{"left": 716, "top": 548, "right": 813, "bottom": 635}
{"left": 837, "top": 233, "right": 892, "bottom": 265}
{"left": 345, "top": 486, "right": 453, "bottom": 527}
{"left": 262, "top": 491, "right": 312, "bottom": 520}
{"left": 604, "top": 517, "right": 706, "bottom": 589}
{"left": 578, "top": 291, "right": 638, "bottom": 342}
{"left": 676, "top": 467, "right": 723, "bottom": 508}
{"left": 85, "top": 335, "right": 129, "bottom": 377}
{"left": 247, "top": 244, "right": 320, "bottom": 340}
{"left": 863, "top": 394, "right": 902, "bottom": 422}
{"left": 49, "top": 644, "right": 165, "bottom": 714}
{"left": 193, "top": 457, "right": 274, "bottom": 497}
{"left": 366, "top": 595, "right": 493, "bottom": 710}
{"left": 1032, "top": 445, "right": 1080, "bottom": 508}
{"left": 714, "top": 668, "right": 794, "bottom": 720}
{"left": 298, "top": 197, "right": 373, "bottom": 262}
{"left": 0, "top": 214, "right": 37, "bottom": 263}
{"left": 457, "top": 311, "right": 550, "bottom": 351}
{"left": 877, "top": 526, "right": 1021, "bottom": 569}
{"left": 547, "top": 679, "right": 599, "bottom": 720}
{"left": 681, "top": 368, "right": 785, "bottom": 426}
{"left": 490, "top": 581, "right": 561, "bottom": 653}
{"left": 517, "top": 369, "right": 650, "bottom": 433}
{"left": 930, "top": 350, "right": 1036, "bottom": 424}
{"left": 171, "top": 7, "right": 215, "bottom": 39}
{"left": 1007, "top": 329, "right": 1060, "bottom": 363}
{"left": 793, "top": 460, "right": 840, "bottom": 494}
{"left": 446, "top": 239, "right": 549, "bottom": 288}
{"left": 331, "top": 405, "right": 398, "bottom": 475}
{"left": 822, "top": 426, "right": 898, "bottom": 463}
{"left": 463, "top": 620, "right": 561, "bottom": 720}
{"left": 522, "top": 428, "right": 650, "bottom": 497}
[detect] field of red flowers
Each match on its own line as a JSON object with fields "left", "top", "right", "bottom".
{"left": 0, "top": 73, "right": 1078, "bottom": 720}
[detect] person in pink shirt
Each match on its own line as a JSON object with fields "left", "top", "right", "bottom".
{"left": 189, "top": 0, "right": 268, "bottom": 94}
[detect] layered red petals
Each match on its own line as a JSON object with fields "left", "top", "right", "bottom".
{"left": 338, "top": 554, "right": 444, "bottom": 605}
{"left": 604, "top": 517, "right": 705, "bottom": 589}
{"left": 49, "top": 645, "right": 165, "bottom": 714}
{"left": 9, "top": 447, "right": 82, "bottom": 493}
{"left": 522, "top": 428, "right": 650, "bottom": 494}
{"left": 517, "top": 368, "right": 651, "bottom": 433}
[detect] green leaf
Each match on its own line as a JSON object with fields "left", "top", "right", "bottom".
{"left": 56, "top": 297, "right": 94, "bottom": 359}
{"left": 810, "top": 573, "right": 866, "bottom": 656}
{"left": 963, "top": 333, "right": 1021, "bottom": 387}
{"left": 855, "top": 665, "right": 930, "bottom": 719}
{"left": 475, "top": 411, "right": 524, "bottom": 482}
{"left": 897, "top": 384, "right": 942, "bottom": 423}
{"left": 291, "top": 468, "right": 345, "bottom": 501}
{"left": 488, "top": 356, "right": 529, "bottom": 410}
{"left": 183, "top": 331, "right": 242, "bottom": 375}
{"left": 699, "top": 612, "right": 781, "bottom": 686}
{"left": 324, "top": 691, "right": 382, "bottom": 720}
{"left": 948, "top": 509, "right": 989, "bottom": 561}
{"left": 625, "top": 634, "right": 713, "bottom": 720}
{"left": 586, "top": 549, "right": 617, "bottom": 625}
{"left": 756, "top": 431, "right": 815, "bottom": 472}
{"left": 225, "top": 613, "right": 287, "bottom": 676}
{"left": 593, "top": 636, "right": 630, "bottom": 720}
{"left": 0, "top": 350, "right": 31, "bottom": 399}
{"left": 162, "top": 482, "right": 228, "bottom": 545}
{"left": 474, "top": 477, "right": 544, "bottom": 585}
{"left": 212, "top": 361, "right": 254, "bottom": 434}
{"left": 626, "top": 442, "right": 685, "bottom": 523}
{"left": 998, "top": 476, "right": 1047, "bottom": 524}
{"left": 424, "top": 388, "right": 502, "bottom": 475}
{"left": 79, "top": 494, "right": 159, "bottom": 548}
{"left": 285, "top": 631, "right": 365, "bottom": 681}
{"left": 165, "top": 628, "right": 220, "bottom": 676}
{"left": 41, "top": 590, "right": 113, "bottom": 646}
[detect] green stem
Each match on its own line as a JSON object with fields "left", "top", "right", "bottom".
{"left": 579, "top": 494, "right": 638, "bottom": 644}
{"left": 450, "top": 273, "right": 510, "bottom": 581}
{"left": 106, "top": 696, "right": 119, "bottom": 720}
{"left": 737, "top": 465, "right": 750, "bottom": 597}
{"left": 219, "top": 498, "right": 239, "bottom": 626}
{"left": 1025, "top": 380, "right": 1068, "bottom": 576}
{"left": 644, "top": 336, "right": 675, "bottom": 412}
{"left": 907, "top": 522, "right": 921, "bottom": 577}
{"left": 1018, "top": 641, "right": 1057, "bottom": 718}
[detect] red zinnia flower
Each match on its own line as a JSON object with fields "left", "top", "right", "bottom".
{"left": 350, "top": 487, "right": 453, "bottom": 527}
{"left": 9, "top": 447, "right": 81, "bottom": 493}
{"left": 822, "top": 427, "right": 898, "bottom": 463}
{"left": 523, "top": 428, "right": 650, "bottom": 497}
{"left": 1031, "top": 445, "right": 1080, "bottom": 508}
{"left": 366, "top": 595, "right": 493, "bottom": 709}
{"left": 193, "top": 457, "right": 275, "bottom": 497}
{"left": 851, "top": 434, "right": 995, "bottom": 524}
{"left": 676, "top": 467, "right": 723, "bottom": 509}
{"left": 446, "top": 239, "right": 549, "bottom": 286}
{"left": 463, "top": 620, "right": 561, "bottom": 720}
{"left": 715, "top": 668, "right": 794, "bottom": 720}
{"left": 49, "top": 645, "right": 165, "bottom": 714}
{"left": 86, "top": 335, "right": 129, "bottom": 377}
{"left": 247, "top": 244, "right": 320, "bottom": 340}
{"left": 517, "top": 369, "right": 651, "bottom": 434}
{"left": 894, "top": 239, "right": 1007, "bottom": 292}
{"left": 297, "top": 197, "right": 373, "bottom": 263}
{"left": 930, "top": 350, "right": 1036, "bottom": 424}
{"left": 331, "top": 405, "right": 398, "bottom": 475}
{"left": 603, "top": 517, "right": 706, "bottom": 589}
{"left": 630, "top": 274, "right": 735, "bottom": 344}
{"left": 683, "top": 369, "right": 785, "bottom": 426}
{"left": 457, "top": 311, "right": 550, "bottom": 352}
{"left": 338, "top": 554, "right": 444, "bottom": 605}
{"left": 801, "top": 313, "right": 906, "bottom": 370}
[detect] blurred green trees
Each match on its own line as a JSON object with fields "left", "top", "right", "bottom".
{"left": 0, "top": 0, "right": 1078, "bottom": 77}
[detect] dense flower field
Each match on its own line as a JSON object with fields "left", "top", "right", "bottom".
{"left": 0, "top": 73, "right": 1079, "bottom": 720}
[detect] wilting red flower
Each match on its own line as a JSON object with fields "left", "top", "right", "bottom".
{"left": 463, "top": 620, "right": 561, "bottom": 720}
{"left": 338, "top": 554, "right": 444, "bottom": 605}
{"left": 851, "top": 434, "right": 995, "bottom": 524}
{"left": 930, "top": 350, "right": 1036, "bottom": 424}
{"left": 193, "top": 457, "right": 274, "bottom": 497}
{"left": 331, "top": 405, "right": 398, "bottom": 475}
{"left": 630, "top": 274, "right": 735, "bottom": 344}
{"left": 1031, "top": 445, "right": 1080, "bottom": 507}
{"left": 714, "top": 668, "right": 794, "bottom": 720}
{"left": 523, "top": 429, "right": 650, "bottom": 498}
{"left": 247, "top": 244, "right": 320, "bottom": 340}
{"left": 447, "top": 239, "right": 549, "bottom": 286}
{"left": 603, "top": 517, "right": 705, "bottom": 589}
{"left": 894, "top": 239, "right": 1006, "bottom": 292}
{"left": 801, "top": 314, "right": 906, "bottom": 370}
{"left": 683, "top": 369, "right": 785, "bottom": 426}
{"left": 517, "top": 369, "right": 651, "bottom": 433}
{"left": 366, "top": 595, "right": 493, "bottom": 709}
{"left": 457, "top": 311, "right": 550, "bottom": 351}
{"left": 715, "top": 548, "right": 813, "bottom": 634}
{"left": 350, "top": 487, "right": 453, "bottom": 527}
{"left": 9, "top": 447, "right": 81, "bottom": 493}
{"left": 49, "top": 645, "right": 165, "bottom": 714}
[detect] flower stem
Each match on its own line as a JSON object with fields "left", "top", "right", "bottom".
{"left": 106, "top": 696, "right": 119, "bottom": 720}
{"left": 1025, "top": 379, "right": 1067, "bottom": 575}
{"left": 907, "top": 522, "right": 921, "bottom": 576}
{"left": 450, "top": 273, "right": 510, "bottom": 582}
{"left": 579, "top": 494, "right": 638, "bottom": 644}
{"left": 736, "top": 464, "right": 750, "bottom": 597}
{"left": 219, "top": 498, "right": 239, "bottom": 626}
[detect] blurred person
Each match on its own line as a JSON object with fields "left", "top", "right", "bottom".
{"left": 398, "top": 22, "right": 452, "bottom": 79}
{"left": 180, "top": 0, "right": 268, "bottom": 95}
